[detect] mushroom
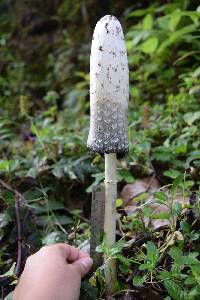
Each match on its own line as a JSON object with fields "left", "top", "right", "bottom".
{"left": 87, "top": 15, "right": 129, "bottom": 291}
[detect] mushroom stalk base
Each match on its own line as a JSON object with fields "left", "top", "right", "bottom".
{"left": 104, "top": 153, "right": 117, "bottom": 293}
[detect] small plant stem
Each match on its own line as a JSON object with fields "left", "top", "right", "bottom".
{"left": 0, "top": 179, "right": 23, "bottom": 277}
{"left": 104, "top": 153, "right": 117, "bottom": 293}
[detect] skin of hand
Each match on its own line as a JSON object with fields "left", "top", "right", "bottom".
{"left": 13, "top": 243, "right": 93, "bottom": 300}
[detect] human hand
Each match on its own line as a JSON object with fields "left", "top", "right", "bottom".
{"left": 13, "top": 243, "right": 93, "bottom": 300}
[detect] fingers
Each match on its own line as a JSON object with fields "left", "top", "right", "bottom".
{"left": 37, "top": 243, "right": 91, "bottom": 264}
{"left": 57, "top": 244, "right": 80, "bottom": 262}
{"left": 72, "top": 256, "right": 93, "bottom": 277}
{"left": 26, "top": 243, "right": 93, "bottom": 279}
{"left": 43, "top": 243, "right": 93, "bottom": 276}
{"left": 55, "top": 243, "right": 90, "bottom": 263}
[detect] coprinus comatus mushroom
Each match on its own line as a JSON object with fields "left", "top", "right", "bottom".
{"left": 87, "top": 15, "right": 129, "bottom": 293}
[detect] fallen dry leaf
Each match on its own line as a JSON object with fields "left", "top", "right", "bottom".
{"left": 120, "top": 177, "right": 160, "bottom": 204}
{"left": 119, "top": 177, "right": 189, "bottom": 231}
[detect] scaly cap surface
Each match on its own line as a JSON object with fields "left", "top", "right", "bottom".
{"left": 87, "top": 15, "right": 129, "bottom": 154}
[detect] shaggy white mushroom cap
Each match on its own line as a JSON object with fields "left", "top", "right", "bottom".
{"left": 87, "top": 15, "right": 129, "bottom": 155}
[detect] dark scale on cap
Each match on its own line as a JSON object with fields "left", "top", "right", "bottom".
{"left": 105, "top": 22, "right": 109, "bottom": 34}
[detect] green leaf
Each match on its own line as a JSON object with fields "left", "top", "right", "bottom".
{"left": 172, "top": 202, "right": 182, "bottom": 217}
{"left": 157, "top": 16, "right": 170, "bottom": 31}
{"left": 154, "top": 192, "right": 168, "bottom": 204}
{"left": 127, "top": 6, "right": 156, "bottom": 18}
{"left": 139, "top": 263, "right": 149, "bottom": 271}
{"left": 189, "top": 85, "right": 200, "bottom": 95}
{"left": 116, "top": 198, "right": 123, "bottom": 208}
{"left": 44, "top": 90, "right": 59, "bottom": 103}
{"left": 31, "top": 200, "right": 65, "bottom": 214}
{"left": 118, "top": 169, "right": 134, "bottom": 183}
{"left": 169, "top": 247, "right": 183, "bottom": 265}
{"left": 164, "top": 280, "right": 184, "bottom": 300}
{"left": 151, "top": 212, "right": 171, "bottom": 220}
{"left": 140, "top": 37, "right": 158, "bottom": 54}
{"left": 116, "top": 254, "right": 131, "bottom": 267}
{"left": 190, "top": 263, "right": 200, "bottom": 281}
{"left": 48, "top": 200, "right": 65, "bottom": 211}
{"left": 175, "top": 144, "right": 187, "bottom": 154}
{"left": 133, "top": 275, "right": 145, "bottom": 286}
{"left": 181, "top": 180, "right": 194, "bottom": 189}
{"left": 0, "top": 262, "right": 16, "bottom": 277}
{"left": 182, "top": 255, "right": 199, "bottom": 265}
{"left": 52, "top": 164, "right": 64, "bottom": 178}
{"left": 153, "top": 146, "right": 174, "bottom": 162}
{"left": 169, "top": 10, "right": 181, "bottom": 31}
{"left": 158, "top": 270, "right": 172, "bottom": 281}
{"left": 142, "top": 14, "right": 153, "bottom": 30}
{"left": 35, "top": 214, "right": 73, "bottom": 226}
{"left": 164, "top": 169, "right": 182, "bottom": 179}
{"left": 134, "top": 192, "right": 149, "bottom": 203}
{"left": 110, "top": 239, "right": 125, "bottom": 255}
{"left": 180, "top": 221, "right": 190, "bottom": 233}
{"left": 96, "top": 240, "right": 108, "bottom": 255}
{"left": 86, "top": 172, "right": 105, "bottom": 193}
{"left": 0, "top": 213, "right": 10, "bottom": 229}
{"left": 192, "top": 66, "right": 200, "bottom": 78}
{"left": 187, "top": 150, "right": 200, "bottom": 167}
{"left": 184, "top": 275, "right": 196, "bottom": 285}
{"left": 183, "top": 111, "right": 200, "bottom": 126}
{"left": 4, "top": 292, "right": 14, "bottom": 300}
{"left": 54, "top": 215, "right": 73, "bottom": 225}
{"left": 35, "top": 215, "right": 52, "bottom": 226}
{"left": 146, "top": 241, "right": 159, "bottom": 264}
{"left": 95, "top": 244, "right": 104, "bottom": 253}
{"left": 0, "top": 160, "right": 10, "bottom": 172}
{"left": 172, "top": 174, "right": 183, "bottom": 194}
{"left": 157, "top": 24, "right": 197, "bottom": 54}
{"left": 42, "top": 231, "right": 66, "bottom": 245}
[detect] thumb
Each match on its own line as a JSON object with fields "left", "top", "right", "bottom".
{"left": 72, "top": 256, "right": 93, "bottom": 277}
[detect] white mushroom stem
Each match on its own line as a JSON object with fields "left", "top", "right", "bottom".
{"left": 104, "top": 153, "right": 117, "bottom": 291}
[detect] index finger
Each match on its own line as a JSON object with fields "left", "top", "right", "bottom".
{"left": 39, "top": 243, "right": 90, "bottom": 263}
{"left": 54, "top": 243, "right": 80, "bottom": 262}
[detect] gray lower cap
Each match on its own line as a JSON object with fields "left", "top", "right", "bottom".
{"left": 87, "top": 99, "right": 128, "bottom": 154}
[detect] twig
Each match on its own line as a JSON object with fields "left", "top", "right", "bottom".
{"left": 0, "top": 179, "right": 23, "bottom": 277}
{"left": 0, "top": 179, "right": 19, "bottom": 196}
{"left": 14, "top": 193, "right": 22, "bottom": 277}
{"left": 111, "top": 289, "right": 138, "bottom": 297}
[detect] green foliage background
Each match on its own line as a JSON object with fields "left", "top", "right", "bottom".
{"left": 1, "top": 0, "right": 200, "bottom": 299}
